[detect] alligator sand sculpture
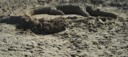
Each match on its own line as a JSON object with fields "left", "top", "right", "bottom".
{"left": 27, "top": 4, "right": 117, "bottom": 19}
{"left": 27, "top": 4, "right": 90, "bottom": 17}
{"left": 17, "top": 4, "right": 118, "bottom": 34}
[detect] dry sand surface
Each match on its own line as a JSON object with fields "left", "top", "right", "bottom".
{"left": 0, "top": 0, "right": 128, "bottom": 57}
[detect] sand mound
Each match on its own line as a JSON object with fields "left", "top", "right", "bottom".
{"left": 16, "top": 16, "right": 68, "bottom": 34}
{"left": 0, "top": 15, "right": 68, "bottom": 34}
{"left": 86, "top": 6, "right": 117, "bottom": 19}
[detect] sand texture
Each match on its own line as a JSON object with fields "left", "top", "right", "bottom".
{"left": 0, "top": 0, "right": 128, "bottom": 57}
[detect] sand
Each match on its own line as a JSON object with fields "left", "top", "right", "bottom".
{"left": 0, "top": 0, "right": 128, "bottom": 57}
